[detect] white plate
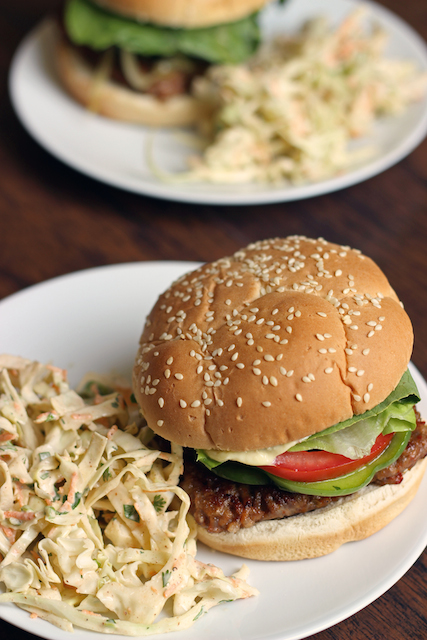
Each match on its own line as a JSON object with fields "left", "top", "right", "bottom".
{"left": 9, "top": 0, "right": 427, "bottom": 205}
{"left": 0, "top": 260, "right": 427, "bottom": 640}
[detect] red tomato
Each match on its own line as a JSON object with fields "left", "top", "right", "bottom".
{"left": 259, "top": 433, "right": 394, "bottom": 482}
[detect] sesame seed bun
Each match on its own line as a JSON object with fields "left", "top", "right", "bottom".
{"left": 193, "top": 458, "right": 427, "bottom": 561}
{"left": 56, "top": 36, "right": 206, "bottom": 127}
{"left": 133, "top": 236, "right": 413, "bottom": 452}
{"left": 91, "top": 0, "right": 273, "bottom": 28}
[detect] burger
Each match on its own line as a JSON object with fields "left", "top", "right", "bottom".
{"left": 56, "top": 0, "right": 273, "bottom": 126}
{"left": 132, "top": 236, "right": 427, "bottom": 561}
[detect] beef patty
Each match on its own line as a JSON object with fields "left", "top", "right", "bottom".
{"left": 181, "top": 410, "right": 427, "bottom": 534}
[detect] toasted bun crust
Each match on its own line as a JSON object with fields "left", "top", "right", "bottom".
{"left": 91, "top": 0, "right": 272, "bottom": 28}
{"left": 56, "top": 37, "right": 206, "bottom": 127}
{"left": 194, "top": 459, "right": 427, "bottom": 561}
{"left": 133, "top": 237, "right": 413, "bottom": 451}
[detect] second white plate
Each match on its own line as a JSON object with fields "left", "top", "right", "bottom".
{"left": 9, "top": 0, "right": 427, "bottom": 205}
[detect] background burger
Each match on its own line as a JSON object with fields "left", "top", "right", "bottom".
{"left": 133, "top": 236, "right": 427, "bottom": 561}
{"left": 56, "top": 0, "right": 274, "bottom": 126}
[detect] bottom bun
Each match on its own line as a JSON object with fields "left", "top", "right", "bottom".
{"left": 56, "top": 35, "right": 205, "bottom": 127}
{"left": 194, "top": 458, "right": 427, "bottom": 561}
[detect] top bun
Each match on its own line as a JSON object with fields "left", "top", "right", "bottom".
{"left": 91, "top": 0, "right": 273, "bottom": 28}
{"left": 133, "top": 237, "right": 413, "bottom": 452}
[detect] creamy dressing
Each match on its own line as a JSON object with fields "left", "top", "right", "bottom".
{"left": 203, "top": 439, "right": 302, "bottom": 466}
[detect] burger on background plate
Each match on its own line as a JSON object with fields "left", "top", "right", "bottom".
{"left": 56, "top": 0, "right": 274, "bottom": 126}
{"left": 133, "top": 236, "right": 427, "bottom": 561}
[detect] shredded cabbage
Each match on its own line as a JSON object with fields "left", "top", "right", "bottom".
{"left": 176, "top": 7, "right": 427, "bottom": 185}
{"left": 0, "top": 356, "right": 257, "bottom": 634}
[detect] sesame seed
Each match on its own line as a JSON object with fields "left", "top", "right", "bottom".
{"left": 317, "top": 312, "right": 327, "bottom": 317}
{"left": 348, "top": 367, "right": 357, "bottom": 373}
{"left": 262, "top": 376, "right": 269, "bottom": 385}
{"left": 174, "top": 373, "right": 184, "bottom": 380}
{"left": 375, "top": 324, "right": 382, "bottom": 331}
{"left": 237, "top": 397, "right": 243, "bottom": 407}
{"left": 158, "top": 398, "right": 164, "bottom": 408}
{"left": 231, "top": 352, "right": 239, "bottom": 361}
{"left": 236, "top": 363, "right": 245, "bottom": 369}
{"left": 296, "top": 394, "right": 303, "bottom": 402}
{"left": 265, "top": 333, "right": 276, "bottom": 340}
{"left": 325, "top": 367, "right": 333, "bottom": 374}
{"left": 319, "top": 348, "right": 327, "bottom": 354}
{"left": 280, "top": 367, "right": 287, "bottom": 375}
{"left": 287, "top": 370, "right": 294, "bottom": 377}
{"left": 157, "top": 420, "right": 164, "bottom": 427}
{"left": 302, "top": 376, "right": 311, "bottom": 383}
{"left": 253, "top": 368, "right": 262, "bottom": 375}
{"left": 191, "top": 400, "right": 201, "bottom": 408}
{"left": 264, "top": 355, "right": 275, "bottom": 362}
{"left": 367, "top": 330, "right": 375, "bottom": 338}
{"left": 353, "top": 394, "right": 361, "bottom": 401}
{"left": 270, "top": 376, "right": 278, "bottom": 386}
{"left": 345, "top": 348, "right": 353, "bottom": 355}
{"left": 164, "top": 369, "right": 171, "bottom": 379}
{"left": 286, "top": 326, "right": 293, "bottom": 334}
{"left": 179, "top": 400, "right": 187, "bottom": 408}
{"left": 166, "top": 357, "right": 174, "bottom": 365}
{"left": 350, "top": 325, "right": 359, "bottom": 330}
{"left": 357, "top": 370, "right": 365, "bottom": 376}
{"left": 316, "top": 334, "right": 325, "bottom": 341}
{"left": 217, "top": 399, "right": 224, "bottom": 407}
{"left": 364, "top": 393, "right": 370, "bottom": 403}
{"left": 362, "top": 348, "right": 370, "bottom": 355}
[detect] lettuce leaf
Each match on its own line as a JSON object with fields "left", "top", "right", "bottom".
{"left": 289, "top": 368, "right": 420, "bottom": 458}
{"left": 64, "top": 0, "right": 261, "bottom": 64}
{"left": 289, "top": 401, "right": 416, "bottom": 459}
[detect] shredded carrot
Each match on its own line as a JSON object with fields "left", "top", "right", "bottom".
{"left": 4, "top": 510, "right": 35, "bottom": 521}
{"left": 107, "top": 424, "right": 118, "bottom": 440}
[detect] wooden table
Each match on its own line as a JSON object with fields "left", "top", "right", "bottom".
{"left": 1, "top": 0, "right": 427, "bottom": 638}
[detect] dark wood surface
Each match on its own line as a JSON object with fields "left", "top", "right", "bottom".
{"left": 1, "top": 0, "right": 427, "bottom": 638}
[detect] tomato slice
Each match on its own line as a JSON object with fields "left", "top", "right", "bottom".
{"left": 259, "top": 433, "right": 394, "bottom": 482}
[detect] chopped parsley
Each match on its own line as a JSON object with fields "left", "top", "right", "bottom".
{"left": 123, "top": 504, "right": 139, "bottom": 522}
{"left": 162, "top": 570, "right": 171, "bottom": 588}
{"left": 153, "top": 495, "right": 166, "bottom": 513}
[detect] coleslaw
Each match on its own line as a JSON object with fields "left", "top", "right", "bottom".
{"left": 0, "top": 355, "right": 257, "bottom": 635}
{"left": 180, "top": 7, "right": 427, "bottom": 184}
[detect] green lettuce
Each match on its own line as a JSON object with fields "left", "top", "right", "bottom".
{"left": 289, "top": 369, "right": 419, "bottom": 458}
{"left": 64, "top": 0, "right": 262, "bottom": 64}
{"left": 289, "top": 401, "right": 416, "bottom": 459}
